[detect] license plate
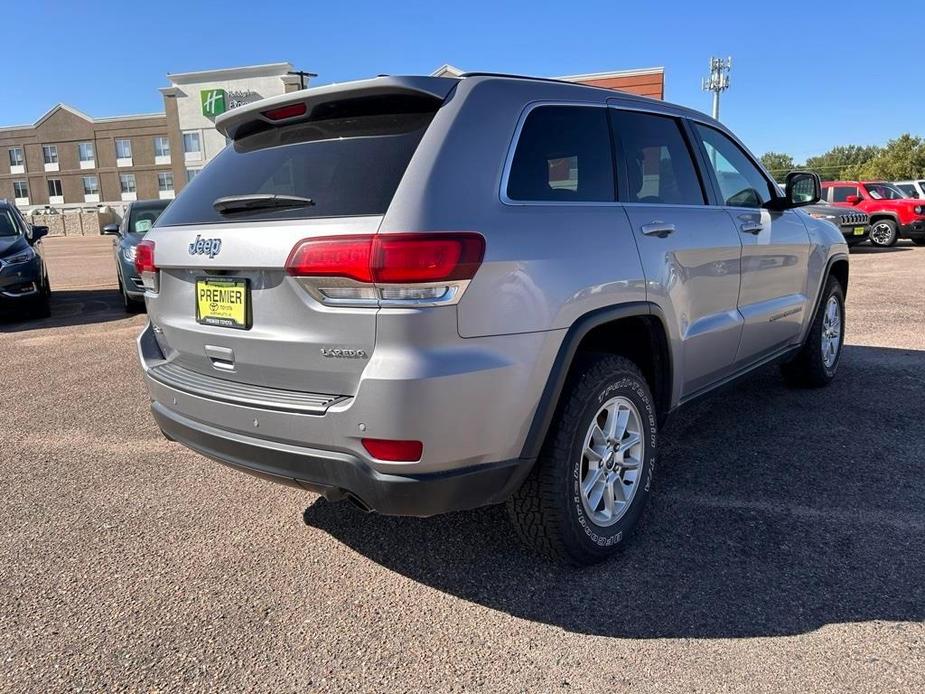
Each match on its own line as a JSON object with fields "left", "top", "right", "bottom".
{"left": 853, "top": 226, "right": 865, "bottom": 236}
{"left": 195, "top": 278, "right": 250, "bottom": 329}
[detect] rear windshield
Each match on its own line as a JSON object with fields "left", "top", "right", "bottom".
{"left": 128, "top": 200, "right": 170, "bottom": 233}
{"left": 156, "top": 95, "right": 439, "bottom": 227}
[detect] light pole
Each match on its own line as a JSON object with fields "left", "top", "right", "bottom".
{"left": 701, "top": 57, "right": 732, "bottom": 120}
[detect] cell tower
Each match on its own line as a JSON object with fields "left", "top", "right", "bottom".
{"left": 701, "top": 57, "right": 732, "bottom": 120}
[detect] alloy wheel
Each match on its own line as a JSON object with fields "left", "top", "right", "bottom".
{"left": 579, "top": 396, "right": 644, "bottom": 527}
{"left": 870, "top": 222, "right": 894, "bottom": 246}
{"left": 821, "top": 296, "right": 842, "bottom": 368}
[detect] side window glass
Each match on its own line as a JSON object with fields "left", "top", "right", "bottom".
{"left": 610, "top": 110, "right": 704, "bottom": 205}
{"left": 832, "top": 186, "right": 859, "bottom": 202}
{"left": 506, "top": 106, "right": 614, "bottom": 202}
{"left": 694, "top": 124, "right": 773, "bottom": 208}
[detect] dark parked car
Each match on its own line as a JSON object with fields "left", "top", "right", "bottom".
{"left": 102, "top": 199, "right": 170, "bottom": 311}
{"left": 804, "top": 202, "right": 870, "bottom": 247}
{"left": 778, "top": 185, "right": 870, "bottom": 246}
{"left": 0, "top": 200, "right": 50, "bottom": 319}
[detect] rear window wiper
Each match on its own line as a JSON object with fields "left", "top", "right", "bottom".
{"left": 212, "top": 194, "right": 315, "bottom": 215}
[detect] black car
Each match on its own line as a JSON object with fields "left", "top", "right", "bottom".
{"left": 102, "top": 199, "right": 170, "bottom": 311}
{"left": 0, "top": 201, "right": 50, "bottom": 319}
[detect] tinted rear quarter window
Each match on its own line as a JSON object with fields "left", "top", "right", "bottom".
{"left": 832, "top": 185, "right": 859, "bottom": 202}
{"left": 156, "top": 95, "right": 439, "bottom": 226}
{"left": 610, "top": 110, "right": 704, "bottom": 205}
{"left": 506, "top": 106, "right": 614, "bottom": 202}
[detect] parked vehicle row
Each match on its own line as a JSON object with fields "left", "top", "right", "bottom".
{"left": 822, "top": 180, "right": 925, "bottom": 247}
{"left": 133, "top": 73, "right": 848, "bottom": 565}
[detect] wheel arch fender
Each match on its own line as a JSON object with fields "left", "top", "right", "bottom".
{"left": 519, "top": 302, "right": 673, "bottom": 461}
{"left": 802, "top": 253, "right": 849, "bottom": 347}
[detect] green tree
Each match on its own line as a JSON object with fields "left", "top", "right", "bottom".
{"left": 804, "top": 145, "right": 881, "bottom": 181}
{"left": 760, "top": 152, "right": 795, "bottom": 182}
{"left": 856, "top": 134, "right": 925, "bottom": 180}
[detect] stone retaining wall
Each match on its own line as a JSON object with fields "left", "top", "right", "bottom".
{"left": 28, "top": 209, "right": 118, "bottom": 237}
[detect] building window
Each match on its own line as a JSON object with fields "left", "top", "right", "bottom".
{"left": 183, "top": 131, "right": 202, "bottom": 160}
{"left": 78, "top": 142, "right": 95, "bottom": 162}
{"left": 8, "top": 147, "right": 24, "bottom": 167}
{"left": 157, "top": 172, "right": 174, "bottom": 191}
{"left": 48, "top": 179, "right": 63, "bottom": 197}
{"left": 119, "top": 173, "right": 137, "bottom": 194}
{"left": 82, "top": 176, "right": 99, "bottom": 195}
{"left": 13, "top": 180, "right": 28, "bottom": 199}
{"left": 115, "top": 138, "right": 133, "bottom": 159}
{"left": 186, "top": 167, "right": 201, "bottom": 182}
{"left": 42, "top": 144, "right": 58, "bottom": 164}
{"left": 154, "top": 136, "right": 171, "bottom": 158}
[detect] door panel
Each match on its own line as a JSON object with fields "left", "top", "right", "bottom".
{"left": 733, "top": 209, "right": 811, "bottom": 361}
{"left": 626, "top": 205, "right": 743, "bottom": 397}
{"left": 690, "top": 122, "right": 812, "bottom": 366}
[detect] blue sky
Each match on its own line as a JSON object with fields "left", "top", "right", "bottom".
{"left": 7, "top": 1, "right": 921, "bottom": 161}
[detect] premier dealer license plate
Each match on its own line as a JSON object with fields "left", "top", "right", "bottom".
{"left": 853, "top": 226, "right": 865, "bottom": 236}
{"left": 195, "top": 278, "right": 250, "bottom": 329}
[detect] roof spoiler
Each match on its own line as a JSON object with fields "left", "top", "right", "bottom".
{"left": 215, "top": 76, "right": 459, "bottom": 140}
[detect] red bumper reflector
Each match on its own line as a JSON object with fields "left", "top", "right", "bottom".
{"left": 362, "top": 438, "right": 424, "bottom": 462}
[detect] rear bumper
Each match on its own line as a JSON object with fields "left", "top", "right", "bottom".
{"left": 137, "top": 320, "right": 556, "bottom": 516}
{"left": 151, "top": 401, "right": 531, "bottom": 516}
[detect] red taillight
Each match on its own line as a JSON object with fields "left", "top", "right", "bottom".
{"left": 262, "top": 102, "right": 307, "bottom": 121}
{"left": 135, "top": 240, "right": 157, "bottom": 274}
{"left": 362, "top": 438, "right": 423, "bottom": 462}
{"left": 285, "top": 233, "right": 484, "bottom": 283}
{"left": 286, "top": 235, "right": 374, "bottom": 282}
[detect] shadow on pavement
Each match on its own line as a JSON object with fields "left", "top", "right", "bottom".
{"left": 0, "top": 288, "right": 139, "bottom": 332}
{"left": 303, "top": 345, "right": 925, "bottom": 638}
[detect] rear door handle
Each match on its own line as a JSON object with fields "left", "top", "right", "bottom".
{"left": 640, "top": 221, "right": 676, "bottom": 238}
{"left": 740, "top": 222, "right": 763, "bottom": 234}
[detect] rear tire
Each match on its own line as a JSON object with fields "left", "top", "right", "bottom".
{"left": 869, "top": 220, "right": 898, "bottom": 247}
{"left": 781, "top": 276, "right": 844, "bottom": 388}
{"left": 507, "top": 354, "right": 657, "bottom": 566}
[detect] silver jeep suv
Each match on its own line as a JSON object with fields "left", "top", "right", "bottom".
{"left": 136, "top": 74, "right": 848, "bottom": 565}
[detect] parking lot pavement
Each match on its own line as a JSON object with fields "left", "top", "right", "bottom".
{"left": 1, "top": 236, "right": 923, "bottom": 692}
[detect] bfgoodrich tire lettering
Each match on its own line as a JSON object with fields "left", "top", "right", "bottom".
{"left": 508, "top": 354, "right": 657, "bottom": 566}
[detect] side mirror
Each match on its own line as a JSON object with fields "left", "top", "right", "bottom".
{"left": 29, "top": 225, "right": 49, "bottom": 243}
{"left": 845, "top": 195, "right": 862, "bottom": 205}
{"left": 771, "top": 171, "right": 820, "bottom": 210}
{"left": 101, "top": 223, "right": 120, "bottom": 236}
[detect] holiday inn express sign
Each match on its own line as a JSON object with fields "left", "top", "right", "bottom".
{"left": 201, "top": 89, "right": 226, "bottom": 117}
{"left": 200, "top": 88, "right": 263, "bottom": 118}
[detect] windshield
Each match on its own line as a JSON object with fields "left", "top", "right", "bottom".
{"left": 127, "top": 201, "right": 170, "bottom": 234}
{"left": 156, "top": 94, "right": 439, "bottom": 227}
{"left": 0, "top": 209, "right": 21, "bottom": 237}
{"left": 864, "top": 182, "right": 907, "bottom": 200}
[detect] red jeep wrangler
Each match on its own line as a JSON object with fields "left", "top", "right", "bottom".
{"left": 822, "top": 181, "right": 925, "bottom": 247}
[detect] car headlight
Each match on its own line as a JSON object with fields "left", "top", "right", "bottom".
{"left": 3, "top": 247, "right": 36, "bottom": 265}
{"left": 122, "top": 245, "right": 138, "bottom": 263}
{"left": 809, "top": 212, "right": 837, "bottom": 220}
{"left": 915, "top": 205, "right": 924, "bottom": 215}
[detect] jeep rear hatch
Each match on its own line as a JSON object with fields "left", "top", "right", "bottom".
{"left": 144, "top": 78, "right": 455, "bottom": 397}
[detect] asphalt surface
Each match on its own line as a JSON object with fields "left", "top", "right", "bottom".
{"left": 1, "top": 236, "right": 923, "bottom": 692}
